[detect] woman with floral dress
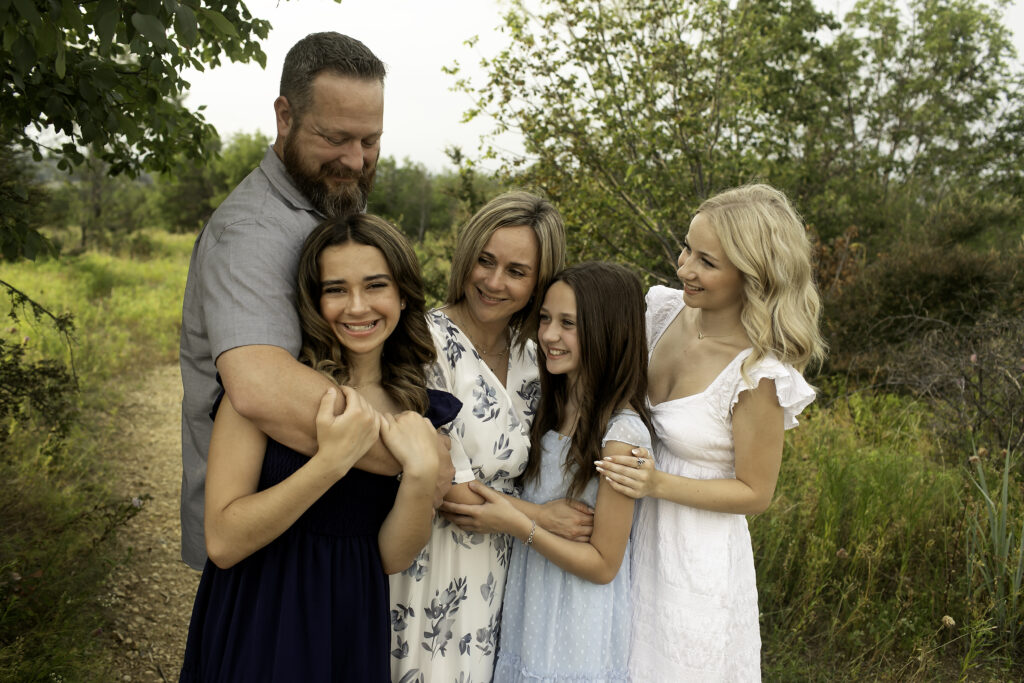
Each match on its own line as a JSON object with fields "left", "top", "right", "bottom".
{"left": 390, "top": 191, "right": 587, "bottom": 682}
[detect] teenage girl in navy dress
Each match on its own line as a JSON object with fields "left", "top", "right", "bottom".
{"left": 180, "top": 214, "right": 459, "bottom": 682}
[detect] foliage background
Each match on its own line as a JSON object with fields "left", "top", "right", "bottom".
{"left": 2, "top": 0, "right": 1023, "bottom": 680}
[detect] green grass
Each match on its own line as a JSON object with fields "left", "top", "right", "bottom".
{"left": 0, "top": 230, "right": 193, "bottom": 681}
{"left": 755, "top": 392, "right": 1023, "bottom": 681}
{"left": 3, "top": 230, "right": 191, "bottom": 379}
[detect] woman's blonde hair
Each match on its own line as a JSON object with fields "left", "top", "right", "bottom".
{"left": 445, "top": 191, "right": 567, "bottom": 352}
{"left": 696, "top": 184, "right": 827, "bottom": 379}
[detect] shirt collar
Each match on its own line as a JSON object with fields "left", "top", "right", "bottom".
{"left": 259, "top": 145, "right": 325, "bottom": 218}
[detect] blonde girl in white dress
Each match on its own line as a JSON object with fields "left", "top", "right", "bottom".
{"left": 597, "top": 184, "right": 827, "bottom": 682}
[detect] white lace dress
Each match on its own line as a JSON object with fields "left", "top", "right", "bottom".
{"left": 629, "top": 286, "right": 815, "bottom": 682}
{"left": 390, "top": 309, "right": 539, "bottom": 683}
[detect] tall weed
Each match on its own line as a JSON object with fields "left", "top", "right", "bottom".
{"left": 965, "top": 446, "right": 1024, "bottom": 655}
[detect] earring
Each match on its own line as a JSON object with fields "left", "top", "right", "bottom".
{"left": 400, "top": 301, "right": 406, "bottom": 310}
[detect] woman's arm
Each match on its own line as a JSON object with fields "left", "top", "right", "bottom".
{"left": 204, "top": 387, "right": 380, "bottom": 569}
{"left": 377, "top": 413, "right": 442, "bottom": 574}
{"left": 440, "top": 488, "right": 595, "bottom": 541}
{"left": 460, "top": 440, "right": 636, "bottom": 585}
{"left": 599, "top": 378, "right": 784, "bottom": 514}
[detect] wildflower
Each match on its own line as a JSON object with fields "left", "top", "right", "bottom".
{"left": 131, "top": 496, "right": 143, "bottom": 508}
{"left": 968, "top": 455, "right": 980, "bottom": 464}
{"left": 836, "top": 548, "right": 849, "bottom": 559}
{"left": 941, "top": 615, "right": 955, "bottom": 628}
{"left": 977, "top": 447, "right": 989, "bottom": 458}
{"left": 969, "top": 353, "right": 978, "bottom": 363}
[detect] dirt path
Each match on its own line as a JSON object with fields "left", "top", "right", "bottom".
{"left": 105, "top": 363, "right": 199, "bottom": 682}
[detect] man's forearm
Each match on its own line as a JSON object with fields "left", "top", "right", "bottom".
{"left": 217, "top": 344, "right": 400, "bottom": 474}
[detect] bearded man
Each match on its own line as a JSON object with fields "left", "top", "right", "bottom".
{"left": 179, "top": 32, "right": 451, "bottom": 571}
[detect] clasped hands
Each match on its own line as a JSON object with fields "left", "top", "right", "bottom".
{"left": 315, "top": 387, "right": 455, "bottom": 506}
{"left": 439, "top": 482, "right": 596, "bottom": 542}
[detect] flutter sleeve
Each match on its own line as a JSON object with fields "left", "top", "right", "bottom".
{"left": 645, "top": 285, "right": 685, "bottom": 356}
{"left": 728, "top": 355, "right": 816, "bottom": 430}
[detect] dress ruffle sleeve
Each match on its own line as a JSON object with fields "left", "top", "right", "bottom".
{"left": 726, "top": 353, "right": 816, "bottom": 430}
{"left": 645, "top": 285, "right": 685, "bottom": 355}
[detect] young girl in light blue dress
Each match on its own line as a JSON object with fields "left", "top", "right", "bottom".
{"left": 447, "top": 261, "right": 652, "bottom": 682}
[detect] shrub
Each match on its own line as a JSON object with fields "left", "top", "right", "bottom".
{"left": 822, "top": 242, "right": 1024, "bottom": 380}
{"left": 885, "top": 315, "right": 1024, "bottom": 462}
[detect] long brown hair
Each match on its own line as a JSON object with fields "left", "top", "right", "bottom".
{"left": 296, "top": 214, "right": 434, "bottom": 413}
{"left": 523, "top": 262, "right": 653, "bottom": 499}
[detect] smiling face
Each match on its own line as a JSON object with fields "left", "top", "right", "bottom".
{"left": 538, "top": 280, "right": 580, "bottom": 386}
{"left": 462, "top": 225, "right": 540, "bottom": 328}
{"left": 676, "top": 213, "right": 746, "bottom": 313}
{"left": 318, "top": 242, "right": 402, "bottom": 360}
{"left": 277, "top": 73, "right": 384, "bottom": 217}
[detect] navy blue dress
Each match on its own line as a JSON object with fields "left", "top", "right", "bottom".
{"left": 180, "top": 389, "right": 460, "bottom": 683}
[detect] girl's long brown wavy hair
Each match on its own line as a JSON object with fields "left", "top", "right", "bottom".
{"left": 523, "top": 262, "right": 653, "bottom": 500}
{"left": 296, "top": 214, "right": 434, "bottom": 413}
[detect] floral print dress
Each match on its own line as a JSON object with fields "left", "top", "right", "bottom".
{"left": 390, "top": 309, "right": 539, "bottom": 683}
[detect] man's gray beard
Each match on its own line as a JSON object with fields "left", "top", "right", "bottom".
{"left": 283, "top": 134, "right": 375, "bottom": 218}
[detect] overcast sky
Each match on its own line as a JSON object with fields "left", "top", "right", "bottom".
{"left": 181, "top": 0, "right": 1024, "bottom": 174}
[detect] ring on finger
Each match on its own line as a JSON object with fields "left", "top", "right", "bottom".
{"left": 636, "top": 457, "right": 645, "bottom": 468}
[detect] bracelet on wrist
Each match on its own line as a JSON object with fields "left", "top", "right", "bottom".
{"left": 525, "top": 519, "right": 537, "bottom": 546}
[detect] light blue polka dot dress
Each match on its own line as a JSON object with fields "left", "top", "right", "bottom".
{"left": 493, "top": 411, "right": 652, "bottom": 682}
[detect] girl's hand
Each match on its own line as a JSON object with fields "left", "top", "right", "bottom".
{"left": 379, "top": 411, "right": 439, "bottom": 480}
{"left": 432, "top": 432, "right": 455, "bottom": 507}
{"left": 439, "top": 481, "right": 527, "bottom": 535}
{"left": 536, "top": 499, "right": 594, "bottom": 542}
{"left": 595, "top": 447, "right": 659, "bottom": 499}
{"left": 314, "top": 387, "right": 380, "bottom": 478}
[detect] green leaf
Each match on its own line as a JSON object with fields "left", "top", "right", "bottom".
{"left": 92, "top": 65, "right": 117, "bottom": 91}
{"left": 11, "top": 34, "right": 36, "bottom": 75}
{"left": 173, "top": 4, "right": 197, "bottom": 47}
{"left": 94, "top": 0, "right": 119, "bottom": 53}
{"left": 131, "top": 12, "right": 167, "bottom": 46}
{"left": 11, "top": 0, "right": 40, "bottom": 27}
{"left": 55, "top": 41, "right": 66, "bottom": 79}
{"left": 35, "top": 20, "right": 56, "bottom": 57}
{"left": 61, "top": 0, "right": 86, "bottom": 36}
{"left": 196, "top": 7, "right": 238, "bottom": 38}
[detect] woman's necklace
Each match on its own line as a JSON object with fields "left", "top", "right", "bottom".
{"left": 474, "top": 336, "right": 508, "bottom": 357}
{"left": 695, "top": 310, "right": 742, "bottom": 340}
{"left": 465, "top": 327, "right": 508, "bottom": 358}
{"left": 450, "top": 308, "right": 509, "bottom": 358}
